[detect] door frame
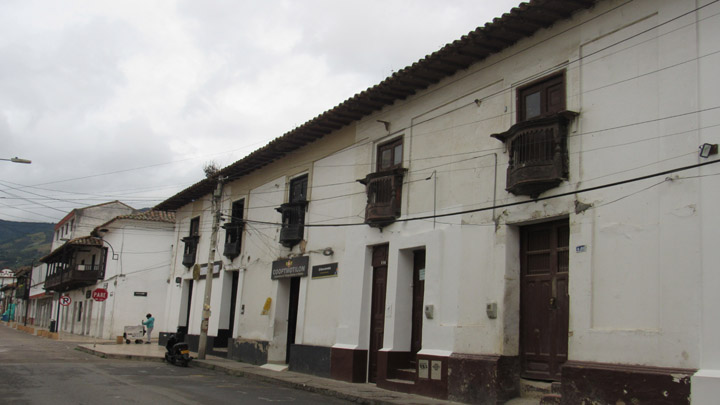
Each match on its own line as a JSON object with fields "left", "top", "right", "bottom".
{"left": 519, "top": 218, "right": 570, "bottom": 381}
{"left": 368, "top": 244, "right": 389, "bottom": 383}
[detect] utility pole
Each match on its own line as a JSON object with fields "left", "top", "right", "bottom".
{"left": 198, "top": 175, "right": 224, "bottom": 359}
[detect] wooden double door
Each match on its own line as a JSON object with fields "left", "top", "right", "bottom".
{"left": 520, "top": 219, "right": 569, "bottom": 381}
{"left": 368, "top": 245, "right": 425, "bottom": 383}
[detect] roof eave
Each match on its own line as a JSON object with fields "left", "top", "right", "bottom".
{"left": 155, "top": 0, "right": 599, "bottom": 212}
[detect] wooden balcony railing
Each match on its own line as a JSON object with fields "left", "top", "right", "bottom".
{"left": 275, "top": 201, "right": 307, "bottom": 248}
{"left": 181, "top": 235, "right": 199, "bottom": 267}
{"left": 492, "top": 111, "right": 578, "bottom": 197}
{"left": 358, "top": 168, "right": 406, "bottom": 228}
{"left": 44, "top": 266, "right": 102, "bottom": 292}
{"left": 222, "top": 222, "right": 244, "bottom": 259}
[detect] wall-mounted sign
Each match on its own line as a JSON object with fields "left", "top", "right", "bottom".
{"left": 134, "top": 292, "right": 148, "bottom": 297}
{"left": 93, "top": 288, "right": 109, "bottom": 302}
{"left": 199, "top": 261, "right": 222, "bottom": 277}
{"left": 431, "top": 360, "right": 442, "bottom": 380}
{"left": 0, "top": 269, "right": 14, "bottom": 278}
{"left": 271, "top": 256, "right": 309, "bottom": 280}
{"left": 418, "top": 359, "right": 429, "bottom": 379}
{"left": 312, "top": 263, "right": 338, "bottom": 279}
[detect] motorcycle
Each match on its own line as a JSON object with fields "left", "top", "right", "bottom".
{"left": 164, "top": 327, "right": 192, "bottom": 367}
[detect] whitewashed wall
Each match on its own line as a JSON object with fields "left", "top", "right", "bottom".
{"left": 58, "top": 219, "right": 176, "bottom": 340}
{"left": 323, "top": 0, "right": 718, "bottom": 375}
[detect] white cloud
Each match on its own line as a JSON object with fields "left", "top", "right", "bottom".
{"left": 0, "top": 0, "right": 520, "bottom": 222}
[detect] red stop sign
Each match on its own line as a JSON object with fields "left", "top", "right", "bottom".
{"left": 92, "top": 288, "right": 108, "bottom": 302}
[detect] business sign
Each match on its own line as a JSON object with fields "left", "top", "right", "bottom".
{"left": 199, "top": 261, "right": 222, "bottom": 277}
{"left": 271, "top": 256, "right": 309, "bottom": 280}
{"left": 0, "top": 269, "right": 14, "bottom": 278}
{"left": 311, "top": 263, "right": 338, "bottom": 279}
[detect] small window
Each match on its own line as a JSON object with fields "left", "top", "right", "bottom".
{"left": 518, "top": 74, "right": 565, "bottom": 122}
{"left": 377, "top": 138, "right": 403, "bottom": 171}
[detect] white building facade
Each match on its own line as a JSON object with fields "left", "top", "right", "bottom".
{"left": 156, "top": 0, "right": 719, "bottom": 403}
{"left": 39, "top": 203, "right": 175, "bottom": 343}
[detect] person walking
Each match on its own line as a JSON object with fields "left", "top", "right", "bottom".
{"left": 142, "top": 313, "right": 154, "bottom": 344}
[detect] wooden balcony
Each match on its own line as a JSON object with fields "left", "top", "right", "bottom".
{"left": 44, "top": 265, "right": 102, "bottom": 292}
{"left": 358, "top": 168, "right": 406, "bottom": 228}
{"left": 222, "top": 222, "right": 244, "bottom": 259}
{"left": 492, "top": 111, "right": 578, "bottom": 197}
{"left": 276, "top": 201, "right": 307, "bottom": 248}
{"left": 181, "top": 235, "right": 199, "bottom": 267}
{"left": 39, "top": 237, "right": 107, "bottom": 293}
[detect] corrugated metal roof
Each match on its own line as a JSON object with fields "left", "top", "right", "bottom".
{"left": 155, "top": 0, "right": 598, "bottom": 212}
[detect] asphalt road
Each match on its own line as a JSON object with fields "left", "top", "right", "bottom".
{"left": 0, "top": 326, "right": 349, "bottom": 405}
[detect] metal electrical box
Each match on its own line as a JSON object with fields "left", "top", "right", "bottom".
{"left": 486, "top": 302, "right": 497, "bottom": 319}
{"left": 424, "top": 304, "right": 434, "bottom": 319}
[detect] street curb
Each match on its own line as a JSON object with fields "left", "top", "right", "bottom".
{"left": 191, "top": 360, "right": 385, "bottom": 405}
{"left": 76, "top": 344, "right": 449, "bottom": 405}
{"left": 76, "top": 345, "right": 164, "bottom": 362}
{"left": 77, "top": 345, "right": 378, "bottom": 403}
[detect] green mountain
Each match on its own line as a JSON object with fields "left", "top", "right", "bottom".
{"left": 0, "top": 220, "right": 54, "bottom": 269}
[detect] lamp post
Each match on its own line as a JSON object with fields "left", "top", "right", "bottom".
{"left": 0, "top": 157, "right": 32, "bottom": 164}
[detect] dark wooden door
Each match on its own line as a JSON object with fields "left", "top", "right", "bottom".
{"left": 286, "top": 277, "right": 300, "bottom": 364}
{"left": 411, "top": 250, "right": 425, "bottom": 355}
{"left": 184, "top": 280, "right": 193, "bottom": 329}
{"left": 369, "top": 244, "right": 388, "bottom": 383}
{"left": 228, "top": 271, "right": 239, "bottom": 337}
{"left": 520, "top": 219, "right": 569, "bottom": 381}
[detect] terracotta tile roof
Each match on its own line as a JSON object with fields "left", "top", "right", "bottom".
{"left": 90, "top": 210, "right": 176, "bottom": 236}
{"left": 155, "top": 0, "right": 599, "bottom": 212}
{"left": 39, "top": 236, "right": 104, "bottom": 263}
{"left": 113, "top": 210, "right": 176, "bottom": 223}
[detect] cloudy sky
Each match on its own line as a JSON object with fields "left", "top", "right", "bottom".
{"left": 0, "top": 0, "right": 520, "bottom": 224}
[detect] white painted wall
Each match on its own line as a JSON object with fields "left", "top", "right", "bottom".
{"left": 54, "top": 219, "right": 177, "bottom": 340}
{"left": 159, "top": 2, "right": 719, "bottom": 390}
{"left": 327, "top": 0, "right": 716, "bottom": 374}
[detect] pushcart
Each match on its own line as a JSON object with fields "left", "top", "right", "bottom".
{"left": 123, "top": 325, "right": 146, "bottom": 344}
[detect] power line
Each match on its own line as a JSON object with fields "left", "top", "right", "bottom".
{"left": 3, "top": 1, "right": 717, "bottom": 222}
{"left": 237, "top": 159, "right": 720, "bottom": 228}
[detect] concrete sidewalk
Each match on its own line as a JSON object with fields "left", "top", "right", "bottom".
{"left": 76, "top": 342, "right": 455, "bottom": 404}
{"left": 1, "top": 320, "right": 117, "bottom": 344}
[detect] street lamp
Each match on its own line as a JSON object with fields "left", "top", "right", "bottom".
{"left": 0, "top": 157, "right": 32, "bottom": 164}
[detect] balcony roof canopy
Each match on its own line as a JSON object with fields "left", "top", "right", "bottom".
{"left": 39, "top": 237, "right": 104, "bottom": 264}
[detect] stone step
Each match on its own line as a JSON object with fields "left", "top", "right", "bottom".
{"left": 520, "top": 379, "right": 553, "bottom": 399}
{"left": 392, "top": 368, "right": 416, "bottom": 382}
{"left": 540, "top": 393, "right": 562, "bottom": 404}
{"left": 385, "top": 378, "right": 415, "bottom": 386}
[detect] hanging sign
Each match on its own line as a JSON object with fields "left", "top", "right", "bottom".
{"left": 271, "top": 256, "right": 309, "bottom": 280}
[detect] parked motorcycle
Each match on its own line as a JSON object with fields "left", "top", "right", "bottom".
{"left": 164, "top": 327, "right": 192, "bottom": 367}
